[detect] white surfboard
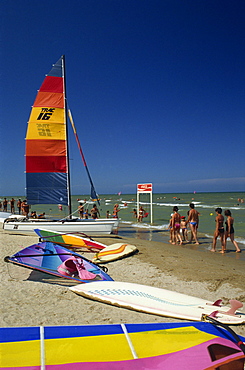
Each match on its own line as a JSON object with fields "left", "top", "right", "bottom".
{"left": 70, "top": 281, "right": 245, "bottom": 324}
{"left": 92, "top": 243, "right": 138, "bottom": 263}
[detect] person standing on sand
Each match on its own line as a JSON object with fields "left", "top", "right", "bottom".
{"left": 224, "top": 210, "right": 241, "bottom": 253}
{"left": 211, "top": 208, "right": 225, "bottom": 253}
{"left": 171, "top": 206, "right": 182, "bottom": 245}
{"left": 3, "top": 198, "right": 8, "bottom": 212}
{"left": 168, "top": 215, "right": 174, "bottom": 243}
{"left": 17, "top": 199, "right": 22, "bottom": 214}
{"left": 21, "top": 200, "right": 30, "bottom": 217}
{"left": 180, "top": 216, "right": 188, "bottom": 242}
{"left": 187, "top": 203, "right": 199, "bottom": 244}
{"left": 10, "top": 198, "right": 15, "bottom": 213}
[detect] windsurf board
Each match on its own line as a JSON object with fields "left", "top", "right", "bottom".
{"left": 70, "top": 281, "right": 245, "bottom": 324}
{"left": 92, "top": 243, "right": 138, "bottom": 263}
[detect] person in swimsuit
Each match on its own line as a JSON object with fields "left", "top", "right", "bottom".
{"left": 10, "top": 198, "right": 15, "bottom": 213}
{"left": 180, "top": 216, "right": 188, "bottom": 242}
{"left": 171, "top": 206, "right": 182, "bottom": 245}
{"left": 211, "top": 208, "right": 225, "bottom": 253}
{"left": 78, "top": 203, "right": 84, "bottom": 219}
{"left": 187, "top": 203, "right": 199, "bottom": 244}
{"left": 137, "top": 206, "right": 145, "bottom": 222}
{"left": 224, "top": 210, "right": 241, "bottom": 253}
{"left": 112, "top": 204, "right": 120, "bottom": 218}
{"left": 17, "top": 199, "right": 22, "bottom": 214}
{"left": 90, "top": 204, "right": 100, "bottom": 219}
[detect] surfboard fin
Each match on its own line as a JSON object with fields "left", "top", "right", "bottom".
{"left": 225, "top": 300, "right": 243, "bottom": 316}
{"left": 208, "top": 310, "right": 219, "bottom": 318}
{"left": 212, "top": 299, "right": 223, "bottom": 307}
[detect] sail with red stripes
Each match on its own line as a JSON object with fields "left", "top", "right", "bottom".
{"left": 25, "top": 56, "right": 70, "bottom": 206}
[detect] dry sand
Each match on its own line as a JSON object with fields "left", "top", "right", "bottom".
{"left": 1, "top": 227, "right": 244, "bottom": 336}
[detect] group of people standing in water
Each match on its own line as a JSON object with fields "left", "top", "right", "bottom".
{"left": 169, "top": 203, "right": 241, "bottom": 253}
{"left": 169, "top": 203, "right": 199, "bottom": 246}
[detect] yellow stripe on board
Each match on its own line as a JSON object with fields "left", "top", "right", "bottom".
{"left": 97, "top": 244, "right": 127, "bottom": 257}
{"left": 0, "top": 327, "right": 218, "bottom": 367}
{"left": 0, "top": 340, "right": 40, "bottom": 367}
{"left": 129, "top": 327, "right": 217, "bottom": 358}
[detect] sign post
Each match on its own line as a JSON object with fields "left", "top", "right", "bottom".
{"left": 137, "top": 183, "right": 153, "bottom": 224}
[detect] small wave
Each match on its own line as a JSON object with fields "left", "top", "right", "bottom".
{"left": 121, "top": 220, "right": 169, "bottom": 230}
{"left": 205, "top": 233, "right": 245, "bottom": 245}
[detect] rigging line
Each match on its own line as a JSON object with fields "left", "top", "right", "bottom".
{"left": 67, "top": 107, "right": 100, "bottom": 205}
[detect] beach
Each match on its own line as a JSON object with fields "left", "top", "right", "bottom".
{"left": 1, "top": 225, "right": 244, "bottom": 336}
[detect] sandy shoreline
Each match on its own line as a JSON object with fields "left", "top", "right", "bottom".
{"left": 1, "top": 227, "right": 244, "bottom": 336}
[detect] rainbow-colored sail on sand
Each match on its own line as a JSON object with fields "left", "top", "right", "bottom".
{"left": 25, "top": 56, "right": 69, "bottom": 206}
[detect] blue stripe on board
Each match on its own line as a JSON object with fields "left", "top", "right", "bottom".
{"left": 1, "top": 323, "right": 244, "bottom": 343}
{"left": 0, "top": 327, "right": 40, "bottom": 343}
{"left": 26, "top": 172, "right": 68, "bottom": 205}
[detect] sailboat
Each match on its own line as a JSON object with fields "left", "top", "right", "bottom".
{"left": 4, "top": 56, "right": 118, "bottom": 235}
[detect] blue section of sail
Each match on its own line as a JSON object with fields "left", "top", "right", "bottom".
{"left": 26, "top": 172, "right": 68, "bottom": 205}
{"left": 6, "top": 241, "right": 113, "bottom": 283}
{"left": 47, "top": 56, "right": 63, "bottom": 77}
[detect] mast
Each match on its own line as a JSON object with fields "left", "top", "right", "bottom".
{"left": 62, "top": 55, "right": 72, "bottom": 217}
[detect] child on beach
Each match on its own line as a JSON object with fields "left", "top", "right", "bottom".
{"left": 168, "top": 215, "right": 174, "bottom": 243}
{"left": 171, "top": 206, "right": 182, "bottom": 245}
{"left": 180, "top": 216, "right": 188, "bottom": 242}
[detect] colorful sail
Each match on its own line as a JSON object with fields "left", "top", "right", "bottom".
{"left": 1, "top": 322, "right": 244, "bottom": 369}
{"left": 4, "top": 241, "right": 113, "bottom": 283}
{"left": 25, "top": 56, "right": 69, "bottom": 205}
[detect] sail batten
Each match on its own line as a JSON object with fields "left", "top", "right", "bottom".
{"left": 26, "top": 56, "right": 69, "bottom": 206}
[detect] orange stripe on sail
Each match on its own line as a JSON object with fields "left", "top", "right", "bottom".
{"left": 97, "top": 244, "right": 128, "bottom": 257}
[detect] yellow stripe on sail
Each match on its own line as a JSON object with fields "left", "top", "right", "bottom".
{"left": 97, "top": 244, "right": 128, "bottom": 257}
{"left": 29, "top": 107, "right": 65, "bottom": 124}
{"left": 26, "top": 121, "right": 66, "bottom": 140}
{"left": 26, "top": 107, "right": 66, "bottom": 140}
{"left": 62, "top": 235, "right": 87, "bottom": 248}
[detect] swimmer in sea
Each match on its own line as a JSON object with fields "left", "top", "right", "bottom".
{"left": 187, "top": 203, "right": 199, "bottom": 244}
{"left": 211, "top": 208, "right": 225, "bottom": 253}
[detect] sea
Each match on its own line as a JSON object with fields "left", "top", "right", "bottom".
{"left": 3, "top": 191, "right": 245, "bottom": 260}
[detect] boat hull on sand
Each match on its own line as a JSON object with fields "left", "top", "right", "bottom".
{"left": 3, "top": 218, "right": 116, "bottom": 235}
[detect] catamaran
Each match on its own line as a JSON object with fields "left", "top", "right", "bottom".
{"left": 3, "top": 56, "right": 118, "bottom": 235}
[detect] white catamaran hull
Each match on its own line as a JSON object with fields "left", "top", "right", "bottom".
{"left": 3, "top": 219, "right": 116, "bottom": 235}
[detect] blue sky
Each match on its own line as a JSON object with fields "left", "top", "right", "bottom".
{"left": 1, "top": 0, "right": 244, "bottom": 196}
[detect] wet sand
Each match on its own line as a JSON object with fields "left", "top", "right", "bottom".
{"left": 1, "top": 227, "right": 244, "bottom": 336}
